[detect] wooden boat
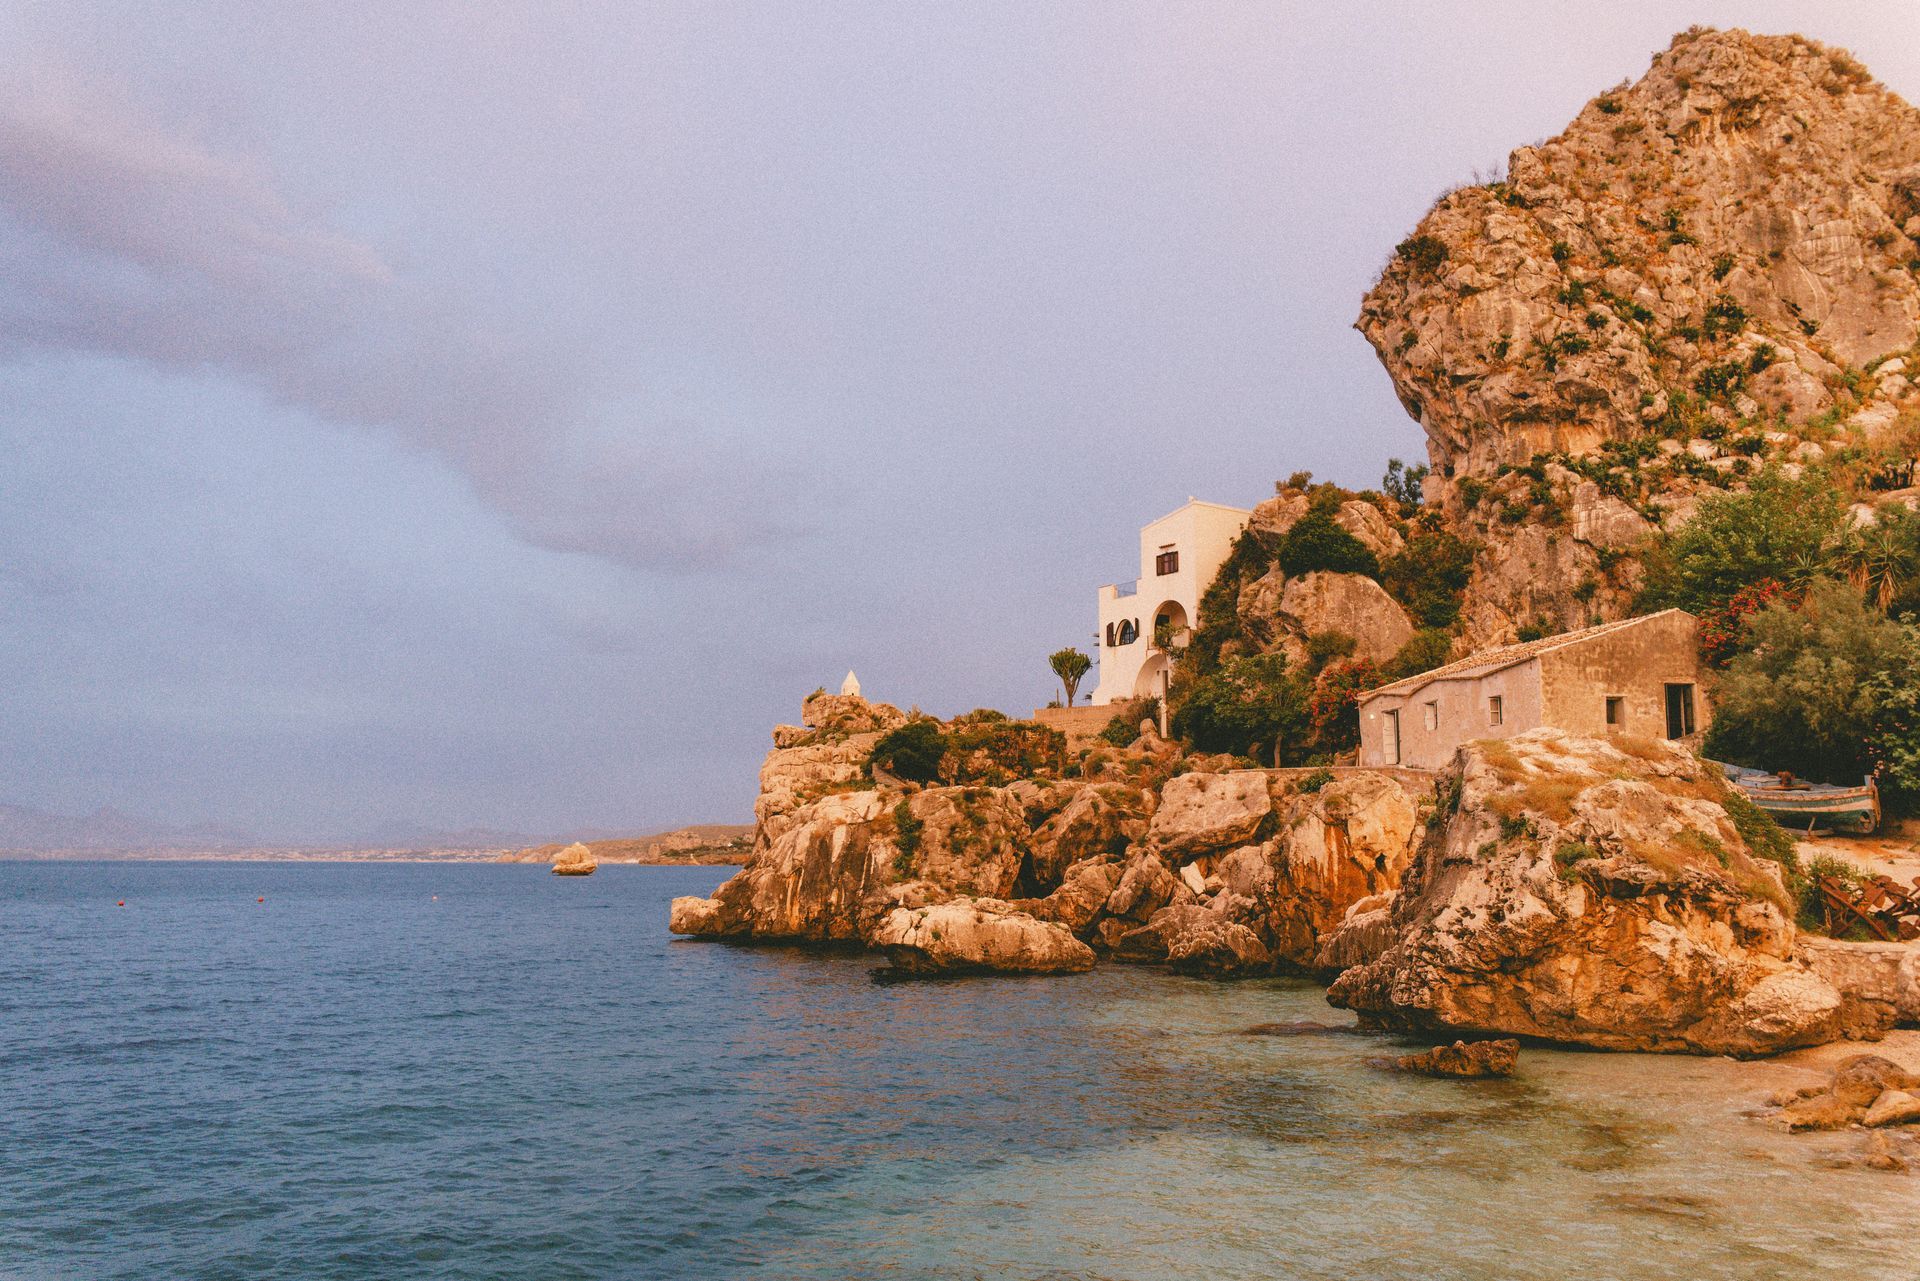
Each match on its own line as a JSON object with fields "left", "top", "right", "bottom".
{"left": 551, "top": 841, "right": 599, "bottom": 876}
{"left": 1712, "top": 761, "right": 1881, "bottom": 835}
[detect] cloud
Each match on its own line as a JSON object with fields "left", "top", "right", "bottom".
{"left": 0, "top": 64, "right": 795, "bottom": 570}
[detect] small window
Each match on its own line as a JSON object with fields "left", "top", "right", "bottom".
{"left": 1488, "top": 695, "right": 1504, "bottom": 727}
{"left": 1155, "top": 549, "right": 1179, "bottom": 576}
{"left": 1422, "top": 702, "right": 1438, "bottom": 731}
{"left": 1383, "top": 709, "right": 1401, "bottom": 765}
{"left": 1605, "top": 696, "right": 1624, "bottom": 727}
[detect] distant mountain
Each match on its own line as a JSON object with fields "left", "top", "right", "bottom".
{"left": 0, "top": 803, "right": 259, "bottom": 853}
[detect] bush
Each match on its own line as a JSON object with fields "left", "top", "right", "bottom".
{"left": 1304, "top": 659, "right": 1379, "bottom": 756}
{"left": 1696, "top": 578, "right": 1796, "bottom": 667}
{"left": 1098, "top": 697, "right": 1160, "bottom": 748}
{"left": 870, "top": 720, "right": 946, "bottom": 783}
{"left": 1277, "top": 502, "right": 1379, "bottom": 579}
{"left": 1384, "top": 628, "right": 1454, "bottom": 680}
{"left": 943, "top": 718, "right": 1068, "bottom": 785}
{"left": 1638, "top": 468, "right": 1847, "bottom": 612}
{"left": 1396, "top": 235, "right": 1449, "bottom": 276}
{"left": 1380, "top": 530, "right": 1475, "bottom": 627}
{"left": 1703, "top": 579, "right": 1920, "bottom": 787}
{"left": 1171, "top": 653, "right": 1308, "bottom": 760}
{"left": 1296, "top": 767, "right": 1335, "bottom": 793}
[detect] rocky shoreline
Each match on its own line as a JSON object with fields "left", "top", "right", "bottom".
{"left": 671, "top": 693, "right": 1919, "bottom": 1061}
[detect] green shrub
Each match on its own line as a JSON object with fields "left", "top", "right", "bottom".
{"left": 1098, "top": 697, "right": 1160, "bottom": 748}
{"left": 1637, "top": 467, "right": 1847, "bottom": 612}
{"left": 1554, "top": 841, "right": 1598, "bottom": 881}
{"left": 1171, "top": 652, "right": 1309, "bottom": 760}
{"left": 1396, "top": 235, "right": 1449, "bottom": 275}
{"left": 1297, "top": 767, "right": 1335, "bottom": 794}
{"left": 891, "top": 798, "right": 924, "bottom": 874}
{"left": 1276, "top": 503, "right": 1379, "bottom": 579}
{"left": 1704, "top": 579, "right": 1919, "bottom": 787}
{"left": 1381, "top": 530, "right": 1475, "bottom": 628}
{"left": 943, "top": 718, "right": 1068, "bottom": 785}
{"left": 870, "top": 720, "right": 946, "bottom": 783}
{"left": 1384, "top": 628, "right": 1454, "bottom": 681}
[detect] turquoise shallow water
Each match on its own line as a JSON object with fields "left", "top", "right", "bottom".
{"left": 2, "top": 860, "right": 1915, "bottom": 1281}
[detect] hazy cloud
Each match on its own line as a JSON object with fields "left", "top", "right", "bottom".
{"left": 0, "top": 64, "right": 793, "bottom": 570}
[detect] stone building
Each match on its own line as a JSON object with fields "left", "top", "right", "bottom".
{"left": 1356, "top": 610, "right": 1707, "bottom": 770}
{"left": 1089, "top": 498, "right": 1251, "bottom": 707}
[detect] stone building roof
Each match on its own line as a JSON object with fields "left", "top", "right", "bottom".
{"left": 1361, "top": 609, "right": 1696, "bottom": 700}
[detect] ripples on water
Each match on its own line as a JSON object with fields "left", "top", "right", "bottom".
{"left": 2, "top": 861, "right": 1915, "bottom": 1280}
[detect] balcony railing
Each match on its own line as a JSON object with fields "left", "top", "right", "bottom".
{"left": 1111, "top": 581, "right": 1138, "bottom": 598}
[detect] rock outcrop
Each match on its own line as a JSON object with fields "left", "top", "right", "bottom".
{"left": 1769, "top": 1053, "right": 1920, "bottom": 1130}
{"left": 550, "top": 841, "right": 597, "bottom": 876}
{"left": 1328, "top": 729, "right": 1855, "bottom": 1056}
{"left": 1357, "top": 28, "right": 1920, "bottom": 646}
{"left": 870, "top": 902, "right": 1095, "bottom": 975}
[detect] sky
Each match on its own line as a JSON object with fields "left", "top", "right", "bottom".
{"left": 4, "top": 1, "right": 1918, "bottom": 843}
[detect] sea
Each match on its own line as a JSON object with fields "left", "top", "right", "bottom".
{"left": 3, "top": 860, "right": 1917, "bottom": 1281}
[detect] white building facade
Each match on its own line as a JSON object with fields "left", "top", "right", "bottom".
{"left": 1090, "top": 499, "right": 1251, "bottom": 707}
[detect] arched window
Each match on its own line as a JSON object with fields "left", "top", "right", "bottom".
{"left": 1117, "top": 619, "right": 1138, "bottom": 645}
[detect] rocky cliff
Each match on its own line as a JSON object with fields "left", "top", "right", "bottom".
{"left": 1355, "top": 27, "right": 1920, "bottom": 647}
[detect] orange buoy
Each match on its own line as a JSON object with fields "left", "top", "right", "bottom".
{"left": 257, "top": 896, "right": 265, "bottom": 903}
{"left": 116, "top": 900, "right": 125, "bottom": 907}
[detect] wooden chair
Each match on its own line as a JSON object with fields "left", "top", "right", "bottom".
{"left": 1817, "top": 876, "right": 1899, "bottom": 942}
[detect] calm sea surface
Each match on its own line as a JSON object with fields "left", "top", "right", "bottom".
{"left": 3, "top": 861, "right": 1916, "bottom": 1281}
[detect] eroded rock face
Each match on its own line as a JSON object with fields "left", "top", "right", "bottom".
{"left": 1361, "top": 28, "right": 1920, "bottom": 482}
{"left": 754, "top": 736, "right": 880, "bottom": 836}
{"left": 870, "top": 902, "right": 1095, "bottom": 975}
{"left": 1358, "top": 28, "right": 1920, "bottom": 649}
{"left": 1024, "top": 784, "right": 1149, "bottom": 891}
{"left": 1327, "top": 729, "right": 1849, "bottom": 1056}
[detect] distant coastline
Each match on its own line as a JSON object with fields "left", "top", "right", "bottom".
{"left": 1, "top": 823, "right": 753, "bottom": 865}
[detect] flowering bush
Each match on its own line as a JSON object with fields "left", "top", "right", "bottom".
{"left": 1697, "top": 578, "right": 1796, "bottom": 668}
{"left": 1305, "top": 658, "right": 1381, "bottom": 756}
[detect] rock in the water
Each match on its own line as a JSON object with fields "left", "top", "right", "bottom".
{"left": 1775, "top": 1054, "right": 1920, "bottom": 1130}
{"left": 551, "top": 842, "right": 597, "bottom": 876}
{"left": 1390, "top": 1038, "right": 1520, "bottom": 1078}
{"left": 1328, "top": 729, "right": 1846, "bottom": 1056}
{"left": 1116, "top": 904, "right": 1273, "bottom": 975}
{"left": 870, "top": 902, "right": 1095, "bottom": 975}
{"left": 1864, "top": 1090, "right": 1920, "bottom": 1129}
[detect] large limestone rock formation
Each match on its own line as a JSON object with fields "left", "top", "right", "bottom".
{"left": 1357, "top": 28, "right": 1920, "bottom": 646}
{"left": 871, "top": 902, "right": 1095, "bottom": 975}
{"left": 1328, "top": 729, "right": 1855, "bottom": 1056}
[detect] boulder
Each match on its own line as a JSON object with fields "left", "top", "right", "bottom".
{"left": 870, "top": 902, "right": 1095, "bottom": 975}
{"left": 1016, "top": 856, "right": 1125, "bottom": 934}
{"left": 1797, "top": 938, "right": 1920, "bottom": 1032}
{"left": 1102, "top": 853, "right": 1183, "bottom": 925}
{"left": 1328, "top": 730, "right": 1847, "bottom": 1056}
{"left": 1275, "top": 573, "right": 1414, "bottom": 666}
{"left": 1389, "top": 1038, "right": 1520, "bottom": 1078}
{"left": 1148, "top": 770, "right": 1272, "bottom": 858}
{"left": 1864, "top": 1090, "right": 1920, "bottom": 1128}
{"left": 670, "top": 784, "right": 1026, "bottom": 943}
{"left": 1775, "top": 1054, "right": 1920, "bottom": 1130}
{"left": 1334, "top": 499, "right": 1405, "bottom": 559}
{"left": 754, "top": 735, "right": 880, "bottom": 835}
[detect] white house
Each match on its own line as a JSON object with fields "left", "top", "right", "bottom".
{"left": 1089, "top": 499, "right": 1252, "bottom": 707}
{"left": 1355, "top": 610, "right": 1709, "bottom": 770}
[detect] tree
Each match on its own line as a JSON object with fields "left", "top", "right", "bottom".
{"left": 1382, "top": 458, "right": 1430, "bottom": 510}
{"left": 1703, "top": 579, "right": 1916, "bottom": 786}
{"left": 1049, "top": 647, "right": 1091, "bottom": 707}
{"left": 1171, "top": 652, "right": 1310, "bottom": 760}
{"left": 1638, "top": 467, "right": 1845, "bottom": 612}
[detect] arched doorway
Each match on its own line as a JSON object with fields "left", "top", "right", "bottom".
{"left": 1151, "top": 600, "right": 1190, "bottom": 651}
{"left": 1134, "top": 650, "right": 1171, "bottom": 701}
